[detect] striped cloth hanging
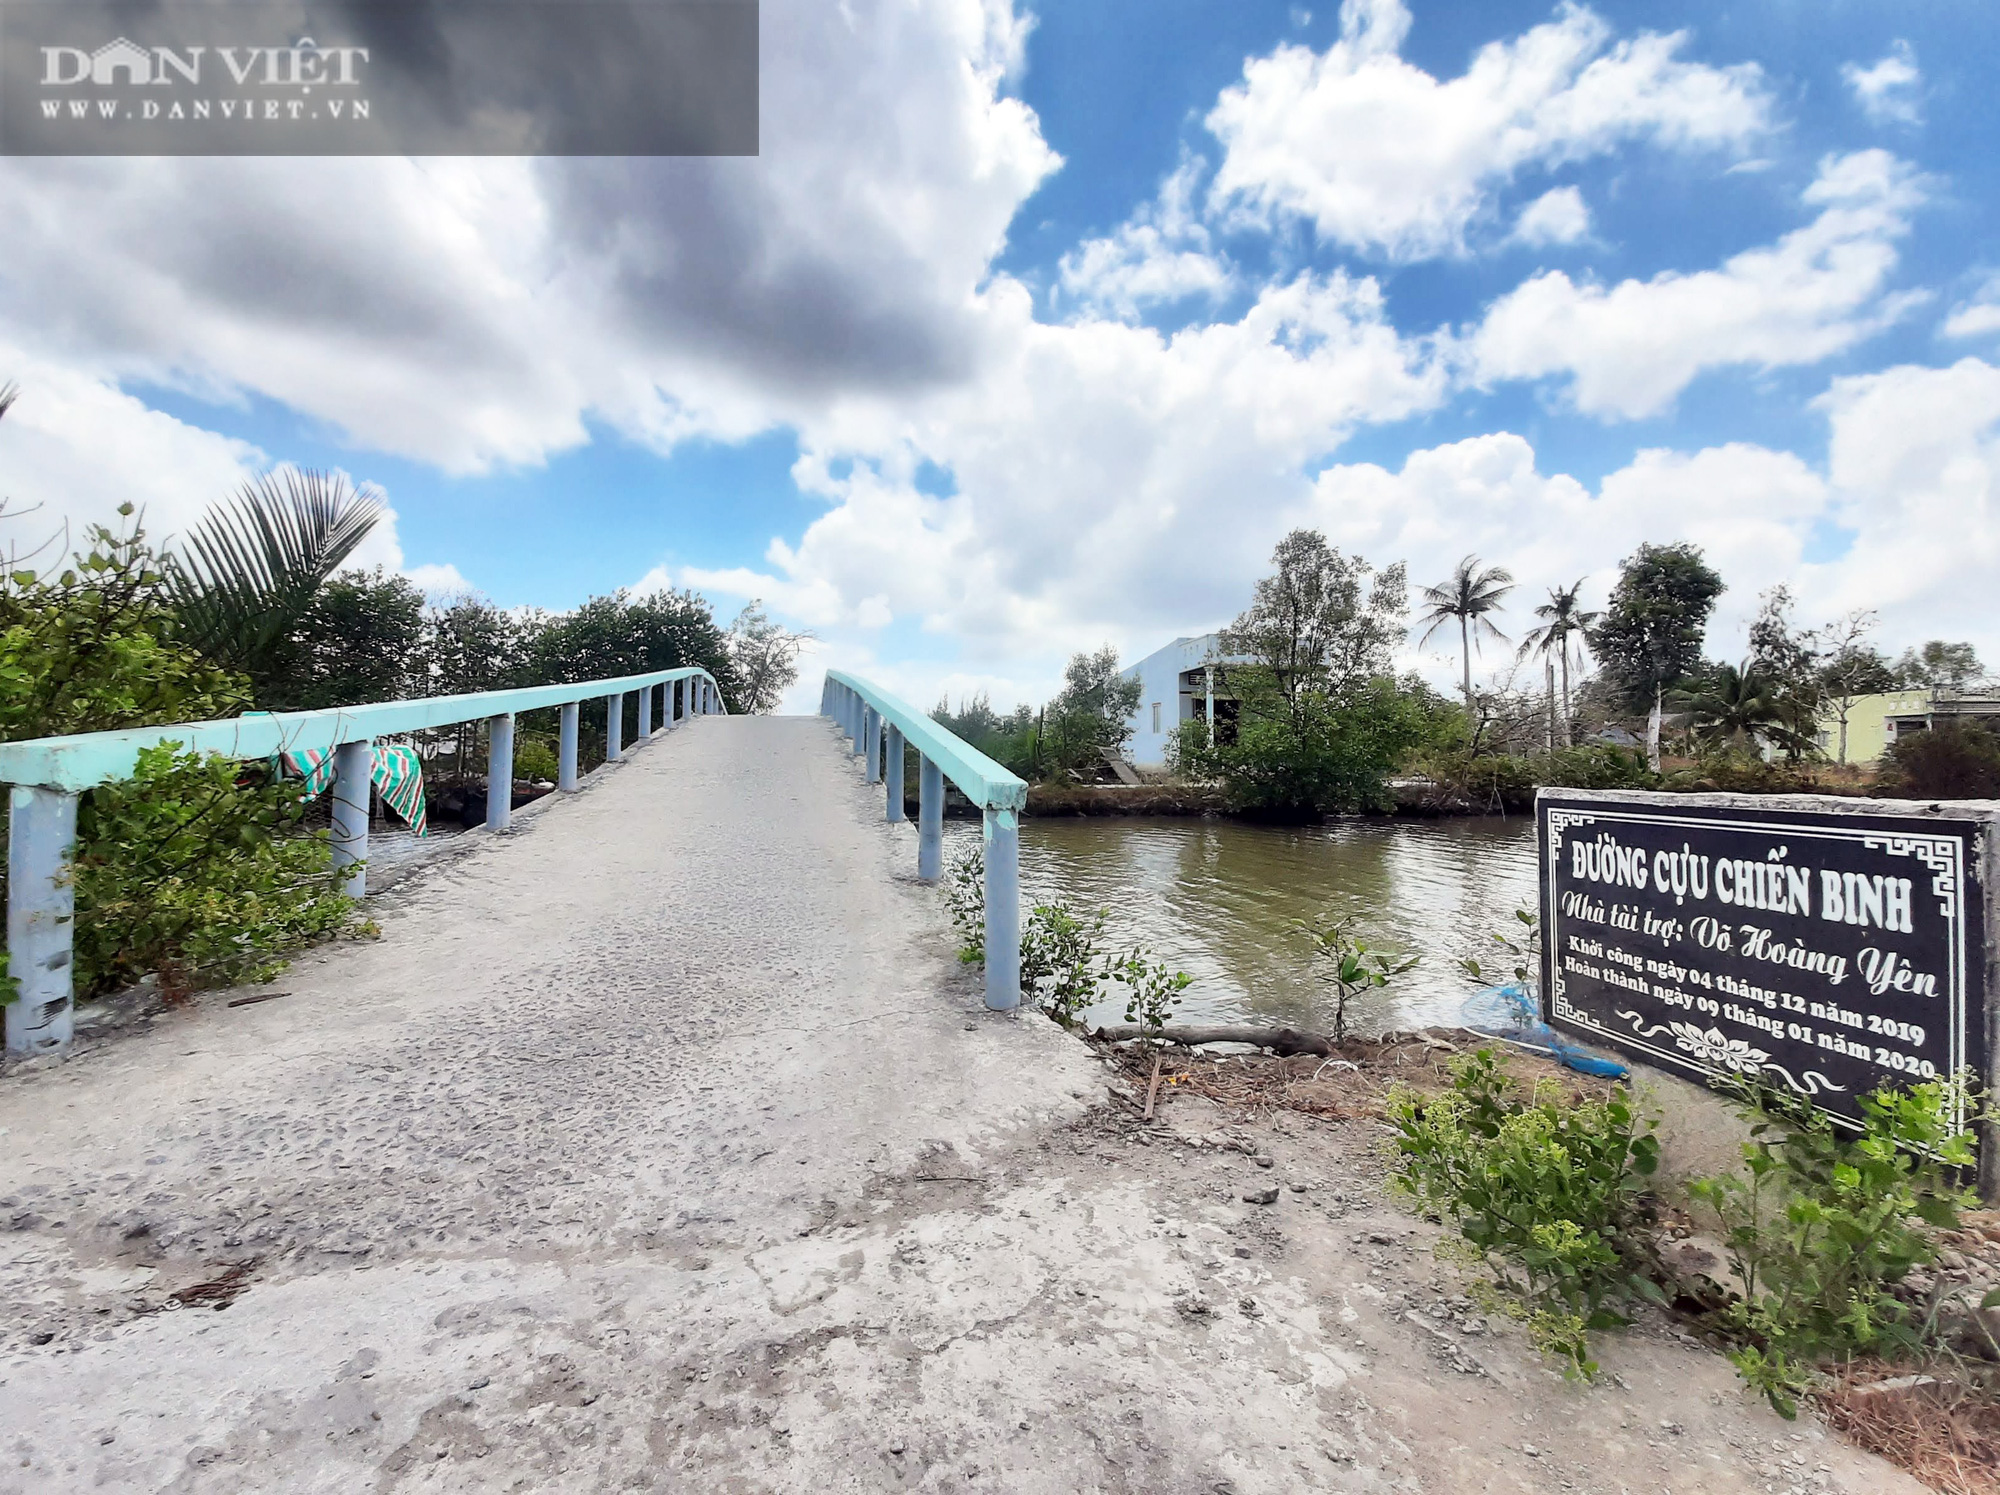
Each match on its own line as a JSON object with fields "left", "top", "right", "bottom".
{"left": 279, "top": 743, "right": 428, "bottom": 837}
{"left": 371, "top": 744, "right": 428, "bottom": 837}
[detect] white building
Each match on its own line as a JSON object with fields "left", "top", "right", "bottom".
{"left": 1119, "top": 633, "right": 1252, "bottom": 769}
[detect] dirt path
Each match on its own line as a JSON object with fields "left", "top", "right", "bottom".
{"left": 0, "top": 716, "right": 1928, "bottom": 1492}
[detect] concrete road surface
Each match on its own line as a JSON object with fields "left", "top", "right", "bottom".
{"left": 0, "top": 716, "right": 1925, "bottom": 1494}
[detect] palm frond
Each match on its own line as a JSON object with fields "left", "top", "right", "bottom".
{"left": 171, "top": 467, "right": 385, "bottom": 675}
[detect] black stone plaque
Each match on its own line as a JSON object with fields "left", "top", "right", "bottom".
{"left": 1539, "top": 794, "right": 1989, "bottom": 1136}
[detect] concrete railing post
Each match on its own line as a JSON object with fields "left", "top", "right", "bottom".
{"left": 486, "top": 713, "right": 514, "bottom": 832}
{"left": 885, "top": 725, "right": 905, "bottom": 822}
{"left": 558, "top": 702, "right": 580, "bottom": 790}
{"left": 330, "top": 739, "right": 372, "bottom": 899}
{"left": 606, "top": 693, "right": 623, "bottom": 761}
{"left": 5, "top": 785, "right": 78, "bottom": 1054}
{"left": 982, "top": 807, "right": 1021, "bottom": 1011}
{"left": 637, "top": 683, "right": 653, "bottom": 740}
{"left": 864, "top": 707, "right": 881, "bottom": 782}
{"left": 917, "top": 755, "right": 943, "bottom": 881}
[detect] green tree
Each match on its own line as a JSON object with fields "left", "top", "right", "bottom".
{"left": 1516, "top": 579, "right": 1595, "bottom": 747}
{"left": 265, "top": 568, "right": 426, "bottom": 710}
{"left": 0, "top": 508, "right": 246, "bottom": 742}
{"left": 521, "top": 588, "right": 736, "bottom": 698}
{"left": 1894, "top": 639, "right": 1986, "bottom": 690}
{"left": 727, "top": 600, "right": 813, "bottom": 714}
{"left": 1676, "top": 661, "right": 1801, "bottom": 757}
{"left": 1218, "top": 529, "right": 1407, "bottom": 725}
{"left": 1810, "top": 615, "right": 1893, "bottom": 766}
{"left": 932, "top": 692, "right": 1038, "bottom": 777}
{"left": 1416, "top": 554, "right": 1515, "bottom": 714}
{"left": 1042, "top": 645, "right": 1144, "bottom": 777}
{"left": 1587, "top": 543, "right": 1724, "bottom": 772}
{"left": 168, "top": 468, "right": 386, "bottom": 702}
{"left": 1175, "top": 676, "right": 1449, "bottom": 816}
{"left": 422, "top": 593, "right": 526, "bottom": 697}
{"left": 1, "top": 508, "right": 356, "bottom": 1000}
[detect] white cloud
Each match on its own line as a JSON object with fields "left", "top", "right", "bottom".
{"left": 1205, "top": 0, "right": 1768, "bottom": 259}
{"left": 1843, "top": 41, "right": 1922, "bottom": 127}
{"left": 1512, "top": 186, "right": 1592, "bottom": 247}
{"left": 1306, "top": 433, "right": 1826, "bottom": 673}
{"left": 687, "top": 268, "right": 1446, "bottom": 692}
{"left": 0, "top": 347, "right": 265, "bottom": 564}
{"left": 1290, "top": 360, "right": 2000, "bottom": 690}
{"left": 1943, "top": 276, "right": 2000, "bottom": 341}
{"left": 1468, "top": 150, "right": 1929, "bottom": 418}
{"left": 0, "top": 0, "right": 1058, "bottom": 475}
{"left": 0, "top": 347, "right": 472, "bottom": 596}
{"left": 1807, "top": 359, "right": 2000, "bottom": 650}
{"left": 1058, "top": 155, "right": 1234, "bottom": 320}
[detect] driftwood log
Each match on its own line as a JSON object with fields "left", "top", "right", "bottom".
{"left": 1090, "top": 1024, "right": 1335, "bottom": 1057}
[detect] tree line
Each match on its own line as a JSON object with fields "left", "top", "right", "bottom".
{"left": 0, "top": 393, "right": 809, "bottom": 999}
{"left": 936, "top": 528, "right": 1994, "bottom": 815}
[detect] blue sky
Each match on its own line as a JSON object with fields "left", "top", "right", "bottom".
{"left": 2, "top": 0, "right": 1997, "bottom": 709}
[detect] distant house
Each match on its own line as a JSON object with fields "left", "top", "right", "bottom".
{"left": 1819, "top": 688, "right": 2000, "bottom": 765}
{"left": 1119, "top": 633, "right": 1254, "bottom": 769}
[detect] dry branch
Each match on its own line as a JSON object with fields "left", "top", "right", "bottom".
{"left": 1090, "top": 1024, "right": 1336, "bottom": 1057}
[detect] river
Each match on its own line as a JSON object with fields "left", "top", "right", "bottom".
{"left": 959, "top": 815, "right": 1541, "bottom": 1036}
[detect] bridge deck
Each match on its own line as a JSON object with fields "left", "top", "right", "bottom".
{"left": 0, "top": 717, "right": 1922, "bottom": 1493}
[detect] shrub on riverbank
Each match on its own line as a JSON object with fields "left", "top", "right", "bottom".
{"left": 1406, "top": 743, "right": 1656, "bottom": 812}
{"left": 1173, "top": 677, "right": 1452, "bottom": 817}
{"left": 2, "top": 509, "right": 364, "bottom": 1003}
{"left": 1388, "top": 1049, "right": 1661, "bottom": 1376}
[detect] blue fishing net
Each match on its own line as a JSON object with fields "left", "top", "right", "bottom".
{"left": 1460, "top": 983, "right": 1629, "bottom": 1079}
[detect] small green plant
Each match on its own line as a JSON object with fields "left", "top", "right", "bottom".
{"left": 1388, "top": 1049, "right": 1660, "bottom": 1377}
{"left": 513, "top": 735, "right": 560, "bottom": 784}
{"left": 1020, "top": 900, "right": 1108, "bottom": 1029}
{"left": 1688, "top": 1075, "right": 1984, "bottom": 1417}
{"left": 1108, "top": 947, "right": 1191, "bottom": 1039}
{"left": 1458, "top": 906, "right": 1541, "bottom": 990}
{"left": 1300, "top": 912, "right": 1416, "bottom": 1041}
{"left": 72, "top": 744, "right": 362, "bottom": 996}
{"left": 943, "top": 845, "right": 985, "bottom": 963}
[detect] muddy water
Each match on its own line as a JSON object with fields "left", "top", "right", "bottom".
{"left": 999, "top": 815, "right": 1540, "bottom": 1036}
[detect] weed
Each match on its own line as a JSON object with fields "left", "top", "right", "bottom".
{"left": 1689, "top": 1074, "right": 1985, "bottom": 1417}
{"left": 1388, "top": 1049, "right": 1660, "bottom": 1377}
{"left": 1458, "top": 906, "right": 1541, "bottom": 992}
{"left": 1108, "top": 948, "right": 1191, "bottom": 1040}
{"left": 1020, "top": 901, "right": 1109, "bottom": 1029}
{"left": 1299, "top": 912, "right": 1417, "bottom": 1041}
{"left": 943, "top": 845, "right": 984, "bottom": 963}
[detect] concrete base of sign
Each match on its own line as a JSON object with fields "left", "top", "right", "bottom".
{"left": 1536, "top": 788, "right": 2000, "bottom": 1205}
{"left": 1632, "top": 1067, "right": 1759, "bottom": 1189}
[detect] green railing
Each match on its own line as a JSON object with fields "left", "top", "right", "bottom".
{"left": 821, "top": 670, "right": 1026, "bottom": 1010}
{"left": 2, "top": 667, "right": 725, "bottom": 1055}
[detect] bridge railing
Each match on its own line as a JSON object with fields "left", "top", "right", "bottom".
{"left": 820, "top": 670, "right": 1027, "bottom": 1012}
{"left": 0, "top": 666, "right": 727, "bottom": 1055}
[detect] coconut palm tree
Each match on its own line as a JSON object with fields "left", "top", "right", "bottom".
{"left": 1517, "top": 580, "right": 1597, "bottom": 747}
{"left": 1677, "top": 661, "right": 1804, "bottom": 756}
{"left": 1415, "top": 555, "right": 1515, "bottom": 712}
{"left": 169, "top": 467, "right": 385, "bottom": 697}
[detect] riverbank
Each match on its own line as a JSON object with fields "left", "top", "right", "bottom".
{"left": 1088, "top": 1026, "right": 2000, "bottom": 1493}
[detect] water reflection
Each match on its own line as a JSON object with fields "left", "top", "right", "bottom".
{"left": 980, "top": 815, "right": 1539, "bottom": 1035}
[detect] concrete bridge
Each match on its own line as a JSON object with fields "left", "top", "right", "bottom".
{"left": 0, "top": 683, "right": 1923, "bottom": 1493}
